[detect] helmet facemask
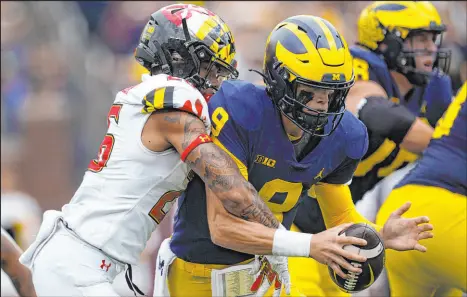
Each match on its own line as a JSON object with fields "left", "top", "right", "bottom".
{"left": 378, "top": 27, "right": 451, "bottom": 86}
{"left": 180, "top": 18, "right": 238, "bottom": 94}
{"left": 266, "top": 62, "right": 353, "bottom": 137}
{"left": 398, "top": 30, "right": 451, "bottom": 85}
{"left": 184, "top": 42, "right": 238, "bottom": 92}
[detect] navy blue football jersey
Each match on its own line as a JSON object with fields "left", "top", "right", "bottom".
{"left": 348, "top": 46, "right": 453, "bottom": 202}
{"left": 170, "top": 80, "right": 368, "bottom": 264}
{"left": 397, "top": 83, "right": 467, "bottom": 195}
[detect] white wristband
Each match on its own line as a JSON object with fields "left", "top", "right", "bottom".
{"left": 355, "top": 97, "right": 368, "bottom": 119}
{"left": 272, "top": 228, "right": 312, "bottom": 257}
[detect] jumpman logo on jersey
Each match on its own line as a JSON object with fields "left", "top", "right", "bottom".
{"left": 314, "top": 168, "right": 325, "bottom": 180}
{"left": 100, "top": 260, "right": 112, "bottom": 272}
{"left": 158, "top": 256, "right": 165, "bottom": 276}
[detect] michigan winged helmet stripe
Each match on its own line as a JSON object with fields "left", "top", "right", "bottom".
{"left": 266, "top": 15, "right": 353, "bottom": 83}
{"left": 285, "top": 16, "right": 343, "bottom": 51}
{"left": 262, "top": 15, "right": 354, "bottom": 137}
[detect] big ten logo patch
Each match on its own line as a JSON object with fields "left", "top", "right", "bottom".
{"left": 254, "top": 155, "right": 276, "bottom": 168}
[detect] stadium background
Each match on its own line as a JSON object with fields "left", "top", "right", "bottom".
{"left": 1, "top": 1, "right": 466, "bottom": 296}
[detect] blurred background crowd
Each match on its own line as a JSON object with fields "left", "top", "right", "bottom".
{"left": 1, "top": 1, "right": 466, "bottom": 296}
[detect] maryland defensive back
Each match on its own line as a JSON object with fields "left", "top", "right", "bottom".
{"left": 17, "top": 4, "right": 271, "bottom": 296}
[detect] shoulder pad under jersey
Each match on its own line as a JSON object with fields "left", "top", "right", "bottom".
{"left": 350, "top": 46, "right": 387, "bottom": 70}
{"left": 337, "top": 111, "right": 369, "bottom": 160}
{"left": 210, "top": 79, "right": 267, "bottom": 131}
{"left": 141, "top": 74, "right": 211, "bottom": 134}
{"left": 350, "top": 46, "right": 393, "bottom": 92}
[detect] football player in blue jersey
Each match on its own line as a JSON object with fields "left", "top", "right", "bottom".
{"left": 162, "top": 15, "right": 434, "bottom": 297}
{"left": 377, "top": 82, "right": 466, "bottom": 297}
{"left": 291, "top": 3, "right": 454, "bottom": 296}
{"left": 345, "top": 1, "right": 453, "bottom": 206}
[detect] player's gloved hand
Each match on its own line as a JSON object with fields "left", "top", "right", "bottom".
{"left": 424, "top": 69, "right": 453, "bottom": 126}
{"left": 309, "top": 223, "right": 368, "bottom": 279}
{"left": 249, "top": 255, "right": 291, "bottom": 297}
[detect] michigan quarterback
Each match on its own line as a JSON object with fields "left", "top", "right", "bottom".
{"left": 163, "top": 15, "right": 434, "bottom": 297}
{"left": 19, "top": 4, "right": 282, "bottom": 296}
{"left": 377, "top": 81, "right": 466, "bottom": 296}
{"left": 289, "top": 2, "right": 454, "bottom": 296}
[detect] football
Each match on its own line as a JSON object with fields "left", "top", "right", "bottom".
{"left": 328, "top": 223, "right": 385, "bottom": 293}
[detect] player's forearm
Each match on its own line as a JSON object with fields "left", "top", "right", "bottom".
{"left": 346, "top": 80, "right": 388, "bottom": 115}
{"left": 315, "top": 183, "right": 381, "bottom": 232}
{"left": 399, "top": 118, "right": 433, "bottom": 154}
{"left": 1, "top": 230, "right": 37, "bottom": 297}
{"left": 186, "top": 143, "right": 280, "bottom": 228}
{"left": 210, "top": 211, "right": 276, "bottom": 255}
{"left": 178, "top": 111, "right": 280, "bottom": 228}
{"left": 163, "top": 111, "right": 281, "bottom": 229}
{"left": 207, "top": 187, "right": 313, "bottom": 257}
{"left": 210, "top": 207, "right": 313, "bottom": 257}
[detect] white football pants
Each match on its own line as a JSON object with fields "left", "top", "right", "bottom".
{"left": 30, "top": 220, "right": 125, "bottom": 296}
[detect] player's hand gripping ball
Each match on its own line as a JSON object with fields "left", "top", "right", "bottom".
{"left": 328, "top": 223, "right": 385, "bottom": 293}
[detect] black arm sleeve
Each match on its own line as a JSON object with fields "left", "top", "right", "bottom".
{"left": 358, "top": 96, "right": 417, "bottom": 144}
{"left": 321, "top": 157, "right": 360, "bottom": 184}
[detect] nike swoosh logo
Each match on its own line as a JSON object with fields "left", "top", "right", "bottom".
{"left": 363, "top": 263, "right": 374, "bottom": 289}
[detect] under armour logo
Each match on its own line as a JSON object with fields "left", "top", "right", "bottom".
{"left": 158, "top": 256, "right": 165, "bottom": 276}
{"left": 199, "top": 135, "right": 211, "bottom": 143}
{"left": 100, "top": 260, "right": 112, "bottom": 272}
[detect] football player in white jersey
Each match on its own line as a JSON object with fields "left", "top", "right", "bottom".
{"left": 19, "top": 4, "right": 283, "bottom": 296}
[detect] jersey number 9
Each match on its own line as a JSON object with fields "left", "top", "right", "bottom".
{"left": 211, "top": 107, "right": 229, "bottom": 137}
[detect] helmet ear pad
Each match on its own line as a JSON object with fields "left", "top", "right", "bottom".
{"left": 379, "top": 31, "right": 404, "bottom": 70}
{"left": 267, "top": 61, "right": 295, "bottom": 113}
{"left": 380, "top": 30, "right": 442, "bottom": 86}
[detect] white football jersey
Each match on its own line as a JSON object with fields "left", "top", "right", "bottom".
{"left": 61, "top": 74, "right": 210, "bottom": 265}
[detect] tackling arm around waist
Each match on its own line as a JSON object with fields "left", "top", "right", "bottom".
{"left": 207, "top": 185, "right": 313, "bottom": 258}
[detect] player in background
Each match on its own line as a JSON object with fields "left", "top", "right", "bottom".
{"left": 346, "top": 0, "right": 453, "bottom": 211}
{"left": 1, "top": 162, "right": 42, "bottom": 297}
{"left": 1, "top": 164, "right": 42, "bottom": 250}
{"left": 19, "top": 4, "right": 282, "bottom": 296}
{"left": 1, "top": 227, "right": 37, "bottom": 297}
{"left": 377, "top": 82, "right": 466, "bottom": 297}
{"left": 289, "top": 2, "right": 454, "bottom": 296}
{"left": 163, "top": 15, "right": 434, "bottom": 297}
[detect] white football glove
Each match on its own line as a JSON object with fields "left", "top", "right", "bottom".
{"left": 249, "top": 255, "right": 291, "bottom": 297}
